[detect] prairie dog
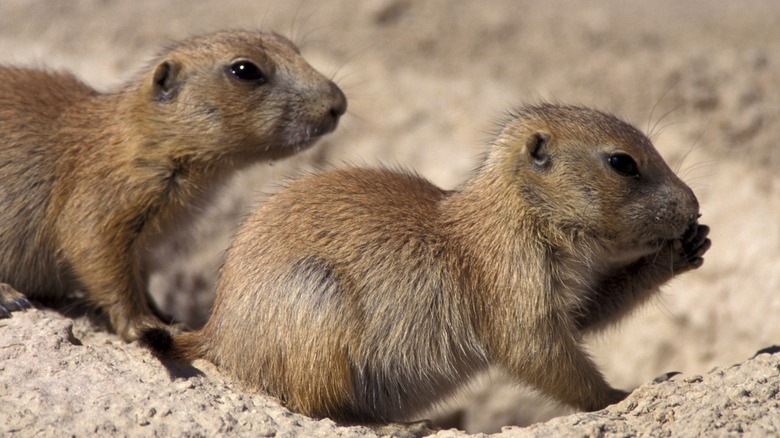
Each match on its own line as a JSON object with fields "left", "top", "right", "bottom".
{"left": 143, "top": 104, "right": 710, "bottom": 423}
{"left": 0, "top": 30, "right": 347, "bottom": 340}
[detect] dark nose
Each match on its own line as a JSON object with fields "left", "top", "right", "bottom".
{"left": 328, "top": 82, "right": 348, "bottom": 119}
{"left": 311, "top": 82, "right": 347, "bottom": 137}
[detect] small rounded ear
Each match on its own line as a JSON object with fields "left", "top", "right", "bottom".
{"left": 527, "top": 132, "right": 550, "bottom": 170}
{"left": 152, "top": 60, "right": 182, "bottom": 102}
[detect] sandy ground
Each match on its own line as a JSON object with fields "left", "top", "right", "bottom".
{"left": 3, "top": 309, "right": 780, "bottom": 436}
{"left": 1, "top": 0, "right": 779, "bottom": 435}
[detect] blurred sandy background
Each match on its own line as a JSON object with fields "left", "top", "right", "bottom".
{"left": 1, "top": 0, "right": 778, "bottom": 434}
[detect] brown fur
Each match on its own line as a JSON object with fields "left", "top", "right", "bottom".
{"left": 146, "top": 104, "right": 710, "bottom": 422}
{"left": 0, "top": 30, "right": 347, "bottom": 340}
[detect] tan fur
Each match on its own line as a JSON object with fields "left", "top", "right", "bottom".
{"left": 156, "top": 104, "right": 710, "bottom": 422}
{"left": 0, "top": 30, "right": 347, "bottom": 341}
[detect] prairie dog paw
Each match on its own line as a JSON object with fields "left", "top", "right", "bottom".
{"left": 678, "top": 223, "right": 711, "bottom": 270}
{"left": 0, "top": 283, "right": 34, "bottom": 318}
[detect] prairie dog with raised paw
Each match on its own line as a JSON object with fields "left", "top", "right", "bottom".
{"left": 0, "top": 30, "right": 347, "bottom": 340}
{"left": 143, "top": 104, "right": 710, "bottom": 424}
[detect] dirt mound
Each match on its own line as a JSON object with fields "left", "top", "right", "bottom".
{"left": 3, "top": 309, "right": 779, "bottom": 436}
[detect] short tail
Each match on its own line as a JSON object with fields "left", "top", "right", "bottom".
{"left": 139, "top": 327, "right": 202, "bottom": 361}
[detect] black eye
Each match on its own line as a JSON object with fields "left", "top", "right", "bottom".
{"left": 608, "top": 153, "right": 639, "bottom": 177}
{"left": 228, "top": 60, "right": 266, "bottom": 83}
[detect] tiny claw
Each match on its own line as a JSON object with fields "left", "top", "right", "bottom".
{"left": 691, "top": 238, "right": 712, "bottom": 259}
{"left": 9, "top": 296, "right": 34, "bottom": 312}
{"left": 688, "top": 257, "right": 705, "bottom": 269}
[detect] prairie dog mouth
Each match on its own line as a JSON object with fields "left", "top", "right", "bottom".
{"left": 283, "top": 114, "right": 341, "bottom": 150}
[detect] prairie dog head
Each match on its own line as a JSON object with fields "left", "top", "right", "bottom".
{"left": 488, "top": 104, "right": 699, "bottom": 263}
{"left": 128, "top": 30, "right": 347, "bottom": 160}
